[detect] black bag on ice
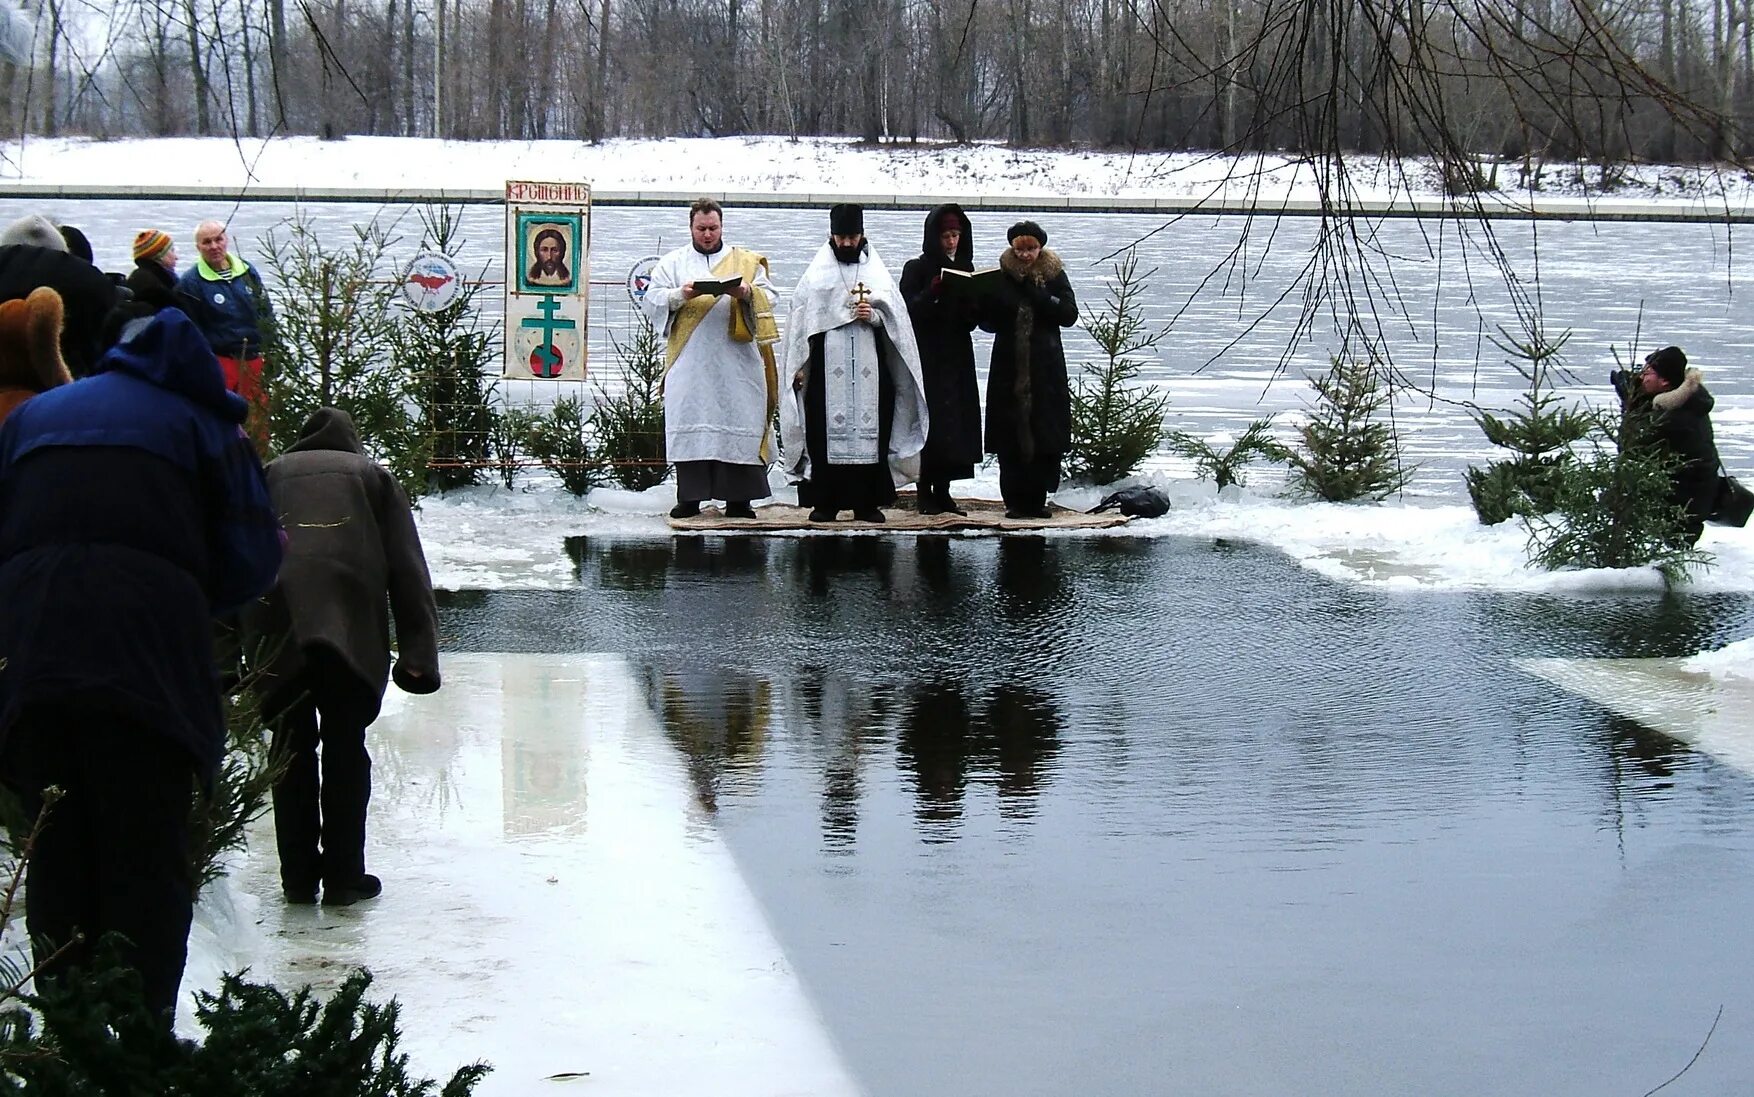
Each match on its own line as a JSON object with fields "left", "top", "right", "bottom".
{"left": 1709, "top": 472, "right": 1754, "bottom": 528}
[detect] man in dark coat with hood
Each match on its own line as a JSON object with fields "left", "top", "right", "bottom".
{"left": 0, "top": 308, "right": 282, "bottom": 1026}
{"left": 978, "top": 220, "right": 1079, "bottom": 519}
{"left": 244, "top": 407, "right": 441, "bottom": 907}
{"left": 900, "top": 204, "right": 983, "bottom": 516}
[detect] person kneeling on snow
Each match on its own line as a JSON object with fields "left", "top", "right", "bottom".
{"left": 1612, "top": 345, "right": 1720, "bottom": 547}
{"left": 243, "top": 407, "right": 441, "bottom": 907}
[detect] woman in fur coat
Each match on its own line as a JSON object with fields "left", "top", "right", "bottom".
{"left": 979, "top": 220, "right": 1078, "bottom": 519}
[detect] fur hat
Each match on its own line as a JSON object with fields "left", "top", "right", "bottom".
{"left": 1645, "top": 345, "right": 1687, "bottom": 387}
{"left": 829, "top": 203, "right": 864, "bottom": 236}
{"left": 0, "top": 286, "right": 72, "bottom": 396}
{"left": 133, "top": 229, "right": 174, "bottom": 264}
{"left": 0, "top": 214, "right": 68, "bottom": 252}
{"left": 1007, "top": 220, "right": 1048, "bottom": 246}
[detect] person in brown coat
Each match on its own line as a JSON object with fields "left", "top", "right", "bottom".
{"left": 244, "top": 406, "right": 440, "bottom": 906}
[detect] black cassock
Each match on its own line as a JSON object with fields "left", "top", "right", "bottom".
{"left": 899, "top": 203, "right": 983, "bottom": 487}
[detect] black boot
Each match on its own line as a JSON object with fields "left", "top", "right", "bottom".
{"left": 809, "top": 507, "right": 839, "bottom": 522}
{"left": 918, "top": 486, "right": 946, "bottom": 516}
{"left": 324, "top": 873, "right": 382, "bottom": 907}
{"left": 853, "top": 508, "right": 886, "bottom": 523}
{"left": 725, "top": 501, "right": 757, "bottom": 519}
{"left": 938, "top": 487, "right": 967, "bottom": 516}
{"left": 670, "top": 500, "right": 701, "bottom": 519}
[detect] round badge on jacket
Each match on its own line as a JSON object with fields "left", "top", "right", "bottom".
{"left": 213, "top": 293, "right": 227, "bottom": 305}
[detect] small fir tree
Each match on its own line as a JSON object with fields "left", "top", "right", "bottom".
{"left": 1065, "top": 249, "right": 1171, "bottom": 486}
{"left": 1464, "top": 325, "right": 1593, "bottom": 524}
{"left": 1285, "top": 355, "right": 1414, "bottom": 502}
{"left": 592, "top": 316, "right": 670, "bottom": 490}
{"left": 523, "top": 393, "right": 605, "bottom": 496}
{"left": 260, "top": 214, "right": 423, "bottom": 494}
{"left": 1165, "top": 417, "right": 1290, "bottom": 489}
{"left": 3, "top": 952, "right": 489, "bottom": 1094}
{"left": 487, "top": 408, "right": 529, "bottom": 491}
{"left": 0, "top": 800, "right": 489, "bottom": 1093}
{"left": 397, "top": 205, "right": 501, "bottom": 495}
{"left": 1522, "top": 403, "right": 1711, "bottom": 581}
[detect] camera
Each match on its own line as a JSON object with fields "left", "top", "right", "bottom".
{"left": 1609, "top": 364, "right": 1643, "bottom": 393}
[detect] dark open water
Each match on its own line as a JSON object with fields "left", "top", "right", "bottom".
{"left": 439, "top": 534, "right": 1754, "bottom": 1097}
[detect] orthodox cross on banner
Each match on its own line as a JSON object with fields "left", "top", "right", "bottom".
{"left": 520, "top": 295, "right": 577, "bottom": 375}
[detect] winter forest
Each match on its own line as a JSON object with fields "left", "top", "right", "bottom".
{"left": 17, "top": 0, "right": 1754, "bottom": 166}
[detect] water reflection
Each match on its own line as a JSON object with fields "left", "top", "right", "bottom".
{"left": 1604, "top": 712, "right": 1686, "bottom": 785}
{"left": 897, "top": 683, "right": 974, "bottom": 832}
{"left": 790, "top": 536, "right": 897, "bottom": 598}
{"left": 1477, "top": 590, "right": 1754, "bottom": 660}
{"left": 499, "top": 660, "right": 589, "bottom": 835}
{"left": 566, "top": 536, "right": 672, "bottom": 589}
{"left": 647, "top": 666, "right": 771, "bottom": 813}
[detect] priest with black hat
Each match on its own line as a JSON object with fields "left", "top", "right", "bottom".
{"left": 780, "top": 203, "right": 929, "bottom": 524}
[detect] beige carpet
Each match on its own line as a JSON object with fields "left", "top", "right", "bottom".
{"left": 668, "top": 496, "right": 1130, "bottom": 532}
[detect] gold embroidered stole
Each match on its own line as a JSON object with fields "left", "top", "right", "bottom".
{"left": 662, "top": 247, "right": 782, "bottom": 463}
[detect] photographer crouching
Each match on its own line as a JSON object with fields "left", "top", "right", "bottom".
{"left": 1611, "top": 345, "right": 1720, "bottom": 546}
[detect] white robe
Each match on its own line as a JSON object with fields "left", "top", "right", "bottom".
{"left": 641, "top": 244, "right": 778, "bottom": 466}
{"left": 780, "top": 243, "right": 929, "bottom": 487}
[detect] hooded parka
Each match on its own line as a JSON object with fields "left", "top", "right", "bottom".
{"left": 244, "top": 408, "right": 440, "bottom": 718}
{"left": 899, "top": 204, "right": 983, "bottom": 481}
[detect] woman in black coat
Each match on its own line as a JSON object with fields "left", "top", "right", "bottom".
{"left": 899, "top": 204, "right": 982, "bottom": 515}
{"left": 979, "top": 220, "right": 1078, "bottom": 519}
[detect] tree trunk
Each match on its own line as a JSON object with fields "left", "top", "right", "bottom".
{"left": 435, "top": 0, "right": 445, "bottom": 135}
{"left": 590, "top": 0, "right": 610, "bottom": 139}
{"left": 242, "top": 0, "right": 261, "bottom": 136}
{"left": 184, "top": 0, "right": 211, "bottom": 133}
{"left": 403, "top": 0, "right": 415, "bottom": 134}
{"left": 534, "top": 0, "right": 558, "bottom": 137}
{"left": 42, "top": 0, "right": 59, "bottom": 137}
{"left": 269, "top": 0, "right": 288, "bottom": 129}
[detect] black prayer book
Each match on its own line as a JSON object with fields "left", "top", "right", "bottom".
{"left": 939, "top": 266, "right": 1002, "bottom": 302}
{"left": 692, "top": 275, "right": 744, "bottom": 296}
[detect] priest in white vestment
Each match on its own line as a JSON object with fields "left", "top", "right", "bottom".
{"left": 641, "top": 198, "right": 781, "bottom": 520}
{"left": 780, "top": 204, "right": 929, "bottom": 524}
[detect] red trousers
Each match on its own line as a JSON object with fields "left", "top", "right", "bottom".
{"left": 217, "top": 353, "right": 268, "bottom": 453}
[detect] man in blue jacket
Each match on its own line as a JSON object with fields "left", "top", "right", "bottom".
{"left": 177, "top": 219, "right": 275, "bottom": 450}
{"left": 0, "top": 308, "right": 283, "bottom": 1027}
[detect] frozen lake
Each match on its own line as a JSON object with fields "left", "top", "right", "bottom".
{"left": 7, "top": 197, "right": 1752, "bottom": 500}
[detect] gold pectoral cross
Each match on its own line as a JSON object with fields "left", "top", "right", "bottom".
{"left": 849, "top": 282, "right": 872, "bottom": 308}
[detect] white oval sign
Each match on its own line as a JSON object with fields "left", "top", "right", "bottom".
{"left": 626, "top": 255, "right": 659, "bottom": 304}
{"left": 403, "top": 251, "right": 463, "bottom": 312}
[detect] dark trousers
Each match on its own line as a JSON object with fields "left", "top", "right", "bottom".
{"left": 267, "top": 650, "right": 378, "bottom": 894}
{"left": 998, "top": 452, "right": 1063, "bottom": 512}
{"left": 1, "top": 710, "right": 196, "bottom": 1026}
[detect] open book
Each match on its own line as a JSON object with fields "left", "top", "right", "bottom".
{"left": 692, "top": 275, "right": 744, "bottom": 296}
{"left": 939, "top": 266, "right": 1002, "bottom": 302}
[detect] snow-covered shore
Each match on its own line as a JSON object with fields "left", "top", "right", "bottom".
{"left": 5, "top": 134, "right": 1753, "bottom": 214}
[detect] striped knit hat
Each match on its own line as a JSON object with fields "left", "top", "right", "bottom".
{"left": 132, "top": 229, "right": 173, "bottom": 263}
